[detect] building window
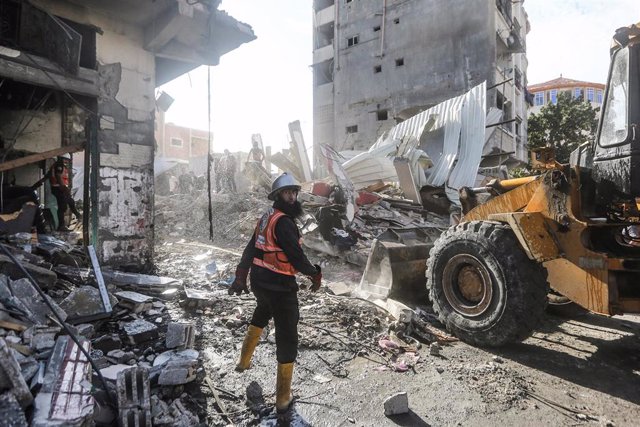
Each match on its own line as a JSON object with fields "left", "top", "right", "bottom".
{"left": 596, "top": 89, "right": 603, "bottom": 103}
{"left": 170, "top": 137, "right": 183, "bottom": 147}
{"left": 534, "top": 92, "right": 544, "bottom": 106}
{"left": 346, "top": 125, "right": 358, "bottom": 134}
{"left": 550, "top": 89, "right": 558, "bottom": 105}
{"left": 393, "top": 18, "right": 400, "bottom": 24}
{"left": 373, "top": 25, "right": 381, "bottom": 32}
{"left": 586, "top": 87, "right": 595, "bottom": 102}
{"left": 377, "top": 110, "right": 388, "bottom": 121}
{"left": 346, "top": 0, "right": 352, "bottom": 3}
{"left": 574, "top": 88, "right": 582, "bottom": 99}
{"left": 395, "top": 58, "right": 404, "bottom": 67}
{"left": 374, "top": 65, "right": 382, "bottom": 73}
{"left": 347, "top": 35, "right": 359, "bottom": 47}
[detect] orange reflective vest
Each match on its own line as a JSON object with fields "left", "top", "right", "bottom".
{"left": 252, "top": 208, "right": 298, "bottom": 276}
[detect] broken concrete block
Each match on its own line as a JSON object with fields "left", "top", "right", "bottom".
{"left": 99, "top": 364, "right": 132, "bottom": 382}
{"left": 7, "top": 278, "right": 67, "bottom": 325}
{"left": 165, "top": 322, "right": 196, "bottom": 350}
{"left": 429, "top": 342, "right": 442, "bottom": 356}
{"left": 32, "top": 336, "right": 94, "bottom": 426}
{"left": 123, "top": 319, "right": 159, "bottom": 345}
{"left": 383, "top": 391, "right": 409, "bottom": 416}
{"left": 153, "top": 349, "right": 199, "bottom": 386}
{"left": 0, "top": 392, "right": 28, "bottom": 427}
{"left": 59, "top": 286, "right": 116, "bottom": 323}
{"left": 0, "top": 255, "right": 57, "bottom": 288}
{"left": 92, "top": 334, "right": 121, "bottom": 353}
{"left": 183, "top": 287, "right": 214, "bottom": 308}
{"left": 29, "top": 326, "right": 61, "bottom": 352}
{"left": 326, "top": 281, "right": 352, "bottom": 296}
{"left": 0, "top": 338, "right": 33, "bottom": 408}
{"left": 157, "top": 360, "right": 198, "bottom": 386}
{"left": 106, "top": 350, "right": 136, "bottom": 365}
{"left": 73, "top": 323, "right": 95, "bottom": 338}
{"left": 115, "top": 291, "right": 153, "bottom": 313}
{"left": 117, "top": 367, "right": 151, "bottom": 427}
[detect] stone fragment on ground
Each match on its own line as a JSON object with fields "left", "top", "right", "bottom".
{"left": 383, "top": 391, "right": 409, "bottom": 416}
{"left": 59, "top": 286, "right": 116, "bottom": 322}
{"left": 123, "top": 319, "right": 159, "bottom": 344}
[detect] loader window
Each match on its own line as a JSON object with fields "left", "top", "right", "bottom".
{"left": 599, "top": 47, "right": 629, "bottom": 147}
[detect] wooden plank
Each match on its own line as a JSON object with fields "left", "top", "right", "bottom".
{"left": 0, "top": 143, "right": 85, "bottom": 172}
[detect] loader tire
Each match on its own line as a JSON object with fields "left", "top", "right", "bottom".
{"left": 426, "top": 221, "right": 548, "bottom": 347}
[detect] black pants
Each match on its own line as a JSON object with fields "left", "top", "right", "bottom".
{"left": 51, "top": 187, "right": 80, "bottom": 229}
{"left": 250, "top": 285, "right": 299, "bottom": 363}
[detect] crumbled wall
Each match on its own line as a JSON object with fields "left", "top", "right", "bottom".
{"left": 96, "top": 30, "right": 155, "bottom": 267}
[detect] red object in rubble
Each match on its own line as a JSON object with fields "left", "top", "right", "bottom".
{"left": 356, "top": 191, "right": 380, "bottom": 206}
{"left": 311, "top": 182, "right": 332, "bottom": 197}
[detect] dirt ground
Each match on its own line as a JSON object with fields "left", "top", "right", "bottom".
{"left": 154, "top": 193, "right": 640, "bottom": 426}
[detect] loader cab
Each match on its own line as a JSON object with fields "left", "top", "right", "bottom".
{"left": 587, "top": 29, "right": 640, "bottom": 221}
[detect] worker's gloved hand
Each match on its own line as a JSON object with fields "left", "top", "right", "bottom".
{"left": 310, "top": 264, "right": 322, "bottom": 292}
{"left": 228, "top": 267, "right": 250, "bottom": 295}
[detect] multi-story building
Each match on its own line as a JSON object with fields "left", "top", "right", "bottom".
{"left": 528, "top": 76, "right": 605, "bottom": 115}
{"left": 312, "top": 0, "right": 530, "bottom": 167}
{"left": 155, "top": 111, "right": 211, "bottom": 162}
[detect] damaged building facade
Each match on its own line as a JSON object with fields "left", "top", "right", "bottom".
{"left": 312, "top": 0, "right": 530, "bottom": 168}
{"left": 0, "top": 0, "right": 254, "bottom": 266}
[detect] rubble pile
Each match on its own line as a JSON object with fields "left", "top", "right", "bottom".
{"left": 155, "top": 190, "right": 271, "bottom": 243}
{"left": 0, "top": 233, "right": 206, "bottom": 426}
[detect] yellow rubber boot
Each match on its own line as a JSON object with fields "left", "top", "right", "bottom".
{"left": 275, "top": 362, "right": 294, "bottom": 413}
{"left": 235, "top": 325, "right": 263, "bottom": 372}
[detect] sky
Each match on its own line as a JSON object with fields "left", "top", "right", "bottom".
{"left": 159, "top": 0, "right": 640, "bottom": 154}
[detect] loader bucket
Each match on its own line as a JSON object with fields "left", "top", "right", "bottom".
{"left": 357, "top": 227, "right": 444, "bottom": 302}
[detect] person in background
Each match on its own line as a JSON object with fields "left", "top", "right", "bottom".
{"left": 48, "top": 156, "right": 81, "bottom": 231}
{"left": 220, "top": 149, "right": 237, "bottom": 193}
{"left": 247, "top": 140, "right": 265, "bottom": 167}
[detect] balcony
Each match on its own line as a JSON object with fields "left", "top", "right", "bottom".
{"left": 313, "top": 43, "right": 334, "bottom": 65}
{"left": 315, "top": 4, "right": 335, "bottom": 28}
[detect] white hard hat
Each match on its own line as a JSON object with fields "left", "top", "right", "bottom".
{"left": 268, "top": 172, "right": 301, "bottom": 201}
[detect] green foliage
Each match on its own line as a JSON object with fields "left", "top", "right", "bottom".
{"left": 527, "top": 92, "right": 599, "bottom": 163}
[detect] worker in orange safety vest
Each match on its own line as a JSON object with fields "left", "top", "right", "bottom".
{"left": 228, "top": 172, "right": 322, "bottom": 414}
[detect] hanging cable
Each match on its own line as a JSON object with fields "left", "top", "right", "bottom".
{"left": 207, "top": 66, "right": 214, "bottom": 241}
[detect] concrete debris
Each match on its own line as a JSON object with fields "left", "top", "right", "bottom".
{"left": 383, "top": 392, "right": 409, "bottom": 416}
{"left": 183, "top": 287, "right": 215, "bottom": 308}
{"left": 59, "top": 286, "right": 116, "bottom": 323}
{"left": 0, "top": 338, "right": 33, "bottom": 408}
{"left": 115, "top": 291, "right": 154, "bottom": 313}
{"left": 166, "top": 322, "right": 196, "bottom": 350}
{"left": 1, "top": 276, "right": 67, "bottom": 325}
{"left": 102, "top": 269, "right": 182, "bottom": 296}
{"left": 99, "top": 364, "right": 133, "bottom": 382}
{"left": 429, "top": 342, "right": 442, "bottom": 356}
{"left": 0, "top": 255, "right": 57, "bottom": 289}
{"left": 92, "top": 334, "right": 122, "bottom": 353}
{"left": 154, "top": 349, "right": 199, "bottom": 386}
{"left": 0, "top": 392, "right": 28, "bottom": 427}
{"left": 32, "top": 337, "right": 94, "bottom": 427}
{"left": 117, "top": 367, "right": 151, "bottom": 427}
{"left": 106, "top": 349, "right": 137, "bottom": 364}
{"left": 123, "top": 319, "right": 159, "bottom": 345}
{"left": 28, "top": 325, "right": 61, "bottom": 352}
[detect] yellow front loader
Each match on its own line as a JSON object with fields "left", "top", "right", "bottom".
{"left": 425, "top": 23, "right": 640, "bottom": 346}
